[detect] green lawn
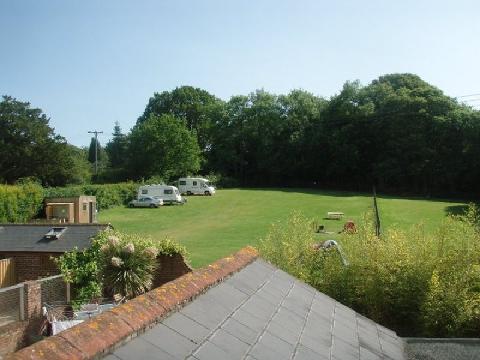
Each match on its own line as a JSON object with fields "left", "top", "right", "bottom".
{"left": 98, "top": 188, "right": 467, "bottom": 268}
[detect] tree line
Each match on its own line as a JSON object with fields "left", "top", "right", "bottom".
{"left": 2, "top": 73, "right": 480, "bottom": 197}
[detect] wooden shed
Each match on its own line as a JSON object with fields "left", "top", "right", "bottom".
{"left": 44, "top": 196, "right": 97, "bottom": 224}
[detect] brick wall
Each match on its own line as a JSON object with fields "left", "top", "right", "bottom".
{"left": 0, "top": 275, "right": 68, "bottom": 358}
{"left": 152, "top": 253, "right": 192, "bottom": 288}
{"left": 0, "top": 252, "right": 61, "bottom": 283}
{"left": 0, "top": 321, "right": 29, "bottom": 358}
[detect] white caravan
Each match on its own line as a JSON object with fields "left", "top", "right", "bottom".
{"left": 137, "top": 184, "right": 184, "bottom": 204}
{"left": 178, "top": 178, "right": 216, "bottom": 196}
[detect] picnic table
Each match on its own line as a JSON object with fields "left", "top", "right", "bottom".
{"left": 327, "top": 211, "right": 344, "bottom": 220}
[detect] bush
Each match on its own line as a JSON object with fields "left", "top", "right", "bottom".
{"left": 0, "top": 181, "right": 44, "bottom": 222}
{"left": 55, "top": 229, "right": 187, "bottom": 305}
{"left": 97, "top": 230, "right": 160, "bottom": 298}
{"left": 45, "top": 182, "right": 138, "bottom": 210}
{"left": 259, "top": 205, "right": 480, "bottom": 337}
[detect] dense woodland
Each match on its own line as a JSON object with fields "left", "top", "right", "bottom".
{"left": 1, "top": 73, "right": 479, "bottom": 197}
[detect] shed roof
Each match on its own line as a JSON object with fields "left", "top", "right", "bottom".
{"left": 0, "top": 224, "right": 110, "bottom": 253}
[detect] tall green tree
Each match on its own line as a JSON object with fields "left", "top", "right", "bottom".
{"left": 88, "top": 137, "right": 103, "bottom": 163}
{"left": 0, "top": 96, "right": 85, "bottom": 186}
{"left": 128, "top": 114, "right": 201, "bottom": 180}
{"left": 138, "top": 86, "right": 225, "bottom": 152}
{"left": 105, "top": 122, "right": 128, "bottom": 168}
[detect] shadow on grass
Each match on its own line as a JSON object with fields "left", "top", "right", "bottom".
{"left": 231, "top": 187, "right": 471, "bottom": 204}
{"left": 444, "top": 205, "right": 469, "bottom": 217}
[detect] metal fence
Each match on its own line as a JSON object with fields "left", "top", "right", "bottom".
{"left": 0, "top": 275, "right": 69, "bottom": 327}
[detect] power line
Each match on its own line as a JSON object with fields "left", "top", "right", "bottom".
{"left": 456, "top": 93, "right": 480, "bottom": 98}
{"left": 88, "top": 130, "right": 103, "bottom": 175}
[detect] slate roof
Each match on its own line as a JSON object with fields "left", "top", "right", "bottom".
{"left": 0, "top": 224, "right": 110, "bottom": 252}
{"left": 105, "top": 259, "right": 405, "bottom": 360}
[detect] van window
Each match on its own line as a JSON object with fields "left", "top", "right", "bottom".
{"left": 164, "top": 189, "right": 173, "bottom": 194}
{"left": 142, "top": 189, "right": 148, "bottom": 194}
{"left": 193, "top": 181, "right": 197, "bottom": 186}
{"left": 179, "top": 181, "right": 186, "bottom": 185}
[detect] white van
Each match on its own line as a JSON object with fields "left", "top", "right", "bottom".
{"left": 137, "top": 184, "right": 185, "bottom": 204}
{"left": 178, "top": 178, "right": 216, "bottom": 196}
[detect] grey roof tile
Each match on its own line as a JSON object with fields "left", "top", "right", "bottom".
{"left": 162, "top": 312, "right": 210, "bottom": 344}
{"left": 249, "top": 341, "right": 291, "bottom": 360}
{"left": 293, "top": 344, "right": 329, "bottom": 360}
{"left": 113, "top": 336, "right": 176, "bottom": 360}
{"left": 232, "top": 308, "right": 266, "bottom": 332}
{"left": 256, "top": 331, "right": 296, "bottom": 358}
{"left": 266, "top": 319, "right": 300, "bottom": 345}
{"left": 299, "top": 332, "right": 331, "bottom": 355}
{"left": 193, "top": 341, "right": 230, "bottom": 360}
{"left": 209, "top": 328, "right": 250, "bottom": 357}
{"left": 140, "top": 323, "right": 197, "bottom": 358}
{"left": 105, "top": 259, "right": 406, "bottom": 360}
{"left": 221, "top": 317, "right": 259, "bottom": 345}
{"left": 360, "top": 346, "right": 382, "bottom": 360}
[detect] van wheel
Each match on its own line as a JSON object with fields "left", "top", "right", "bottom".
{"left": 129, "top": 204, "right": 134, "bottom": 208}
{"left": 187, "top": 191, "right": 192, "bottom": 196}
{"left": 204, "top": 191, "right": 210, "bottom": 196}
{"left": 149, "top": 204, "right": 156, "bottom": 208}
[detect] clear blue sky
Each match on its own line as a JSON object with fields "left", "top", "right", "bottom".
{"left": 1, "top": 0, "right": 479, "bottom": 146}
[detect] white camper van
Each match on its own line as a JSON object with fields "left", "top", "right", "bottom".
{"left": 137, "top": 184, "right": 185, "bottom": 204}
{"left": 178, "top": 178, "right": 216, "bottom": 196}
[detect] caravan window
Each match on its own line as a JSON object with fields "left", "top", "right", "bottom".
{"left": 193, "top": 181, "right": 197, "bottom": 186}
{"left": 179, "top": 181, "right": 186, "bottom": 185}
{"left": 142, "top": 189, "right": 148, "bottom": 194}
{"left": 164, "top": 189, "right": 173, "bottom": 194}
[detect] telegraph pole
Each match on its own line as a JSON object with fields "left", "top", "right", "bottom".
{"left": 88, "top": 130, "right": 103, "bottom": 175}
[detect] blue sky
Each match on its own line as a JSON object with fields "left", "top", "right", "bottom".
{"left": 1, "top": 0, "right": 479, "bottom": 146}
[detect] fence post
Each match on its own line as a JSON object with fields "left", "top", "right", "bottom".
{"left": 66, "top": 282, "right": 71, "bottom": 303}
{"left": 19, "top": 285, "right": 25, "bottom": 321}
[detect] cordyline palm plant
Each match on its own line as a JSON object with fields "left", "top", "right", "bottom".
{"left": 98, "top": 231, "right": 159, "bottom": 299}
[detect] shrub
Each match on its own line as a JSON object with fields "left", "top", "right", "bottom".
{"left": 0, "top": 181, "right": 44, "bottom": 222}
{"left": 55, "top": 229, "right": 187, "bottom": 305}
{"left": 96, "top": 230, "right": 160, "bottom": 298}
{"left": 259, "top": 205, "right": 480, "bottom": 337}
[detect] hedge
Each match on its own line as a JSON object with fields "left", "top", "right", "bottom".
{"left": 0, "top": 182, "right": 44, "bottom": 222}
{"left": 45, "top": 182, "right": 138, "bottom": 210}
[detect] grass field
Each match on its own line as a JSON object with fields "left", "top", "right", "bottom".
{"left": 98, "top": 188, "right": 467, "bottom": 268}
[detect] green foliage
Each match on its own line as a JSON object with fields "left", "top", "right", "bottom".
{"left": 54, "top": 241, "right": 103, "bottom": 307}
{"left": 128, "top": 114, "right": 201, "bottom": 181}
{"left": 105, "top": 122, "right": 128, "bottom": 169}
{"left": 0, "top": 96, "right": 89, "bottom": 186}
{"left": 138, "top": 86, "right": 224, "bottom": 151}
{"left": 96, "top": 230, "right": 160, "bottom": 298}
{"left": 0, "top": 181, "right": 44, "bottom": 222}
{"left": 56, "top": 229, "right": 186, "bottom": 303}
{"left": 45, "top": 182, "right": 137, "bottom": 210}
{"left": 259, "top": 205, "right": 480, "bottom": 337}
{"left": 156, "top": 237, "right": 188, "bottom": 258}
